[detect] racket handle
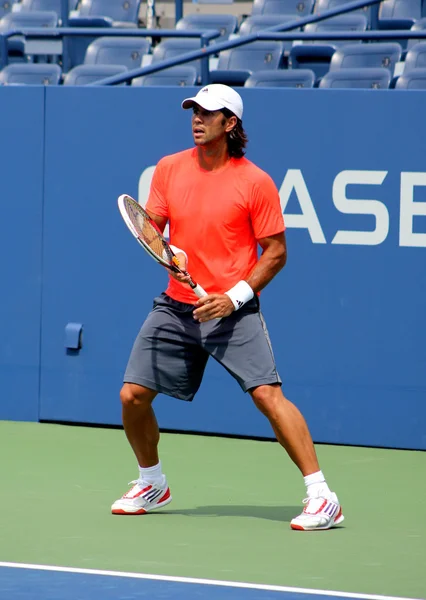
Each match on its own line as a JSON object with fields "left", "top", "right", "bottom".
{"left": 192, "top": 283, "right": 207, "bottom": 298}
{"left": 191, "top": 282, "right": 221, "bottom": 323}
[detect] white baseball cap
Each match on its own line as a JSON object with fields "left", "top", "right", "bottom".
{"left": 182, "top": 84, "right": 243, "bottom": 120}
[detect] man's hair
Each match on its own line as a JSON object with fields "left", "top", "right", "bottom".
{"left": 221, "top": 108, "right": 248, "bottom": 159}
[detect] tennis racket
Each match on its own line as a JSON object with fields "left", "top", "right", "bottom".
{"left": 117, "top": 194, "right": 207, "bottom": 299}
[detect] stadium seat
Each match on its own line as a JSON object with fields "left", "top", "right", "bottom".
{"left": 84, "top": 37, "right": 150, "bottom": 69}
{"left": 239, "top": 15, "right": 300, "bottom": 56}
{"left": 0, "top": 10, "right": 58, "bottom": 62}
{"left": 289, "top": 45, "right": 336, "bottom": 80}
{"left": 244, "top": 68, "right": 315, "bottom": 87}
{"left": 407, "top": 18, "right": 426, "bottom": 51}
{"left": 395, "top": 67, "right": 426, "bottom": 88}
{"left": 66, "top": 16, "right": 113, "bottom": 70}
{"left": 0, "top": 10, "right": 58, "bottom": 30}
{"left": 176, "top": 14, "right": 238, "bottom": 43}
{"left": 0, "top": 62, "right": 61, "bottom": 84}
{"left": 303, "top": 14, "right": 368, "bottom": 47}
{"left": 78, "top": 0, "right": 140, "bottom": 26}
{"left": 20, "top": 0, "right": 77, "bottom": 19}
{"left": 63, "top": 63, "right": 127, "bottom": 85}
{"left": 216, "top": 41, "right": 284, "bottom": 70}
{"left": 211, "top": 41, "right": 284, "bottom": 86}
{"left": 378, "top": 0, "right": 422, "bottom": 20}
{"left": 251, "top": 0, "right": 314, "bottom": 17}
{"left": 132, "top": 65, "right": 197, "bottom": 86}
{"left": 329, "top": 43, "right": 402, "bottom": 75}
{"left": 319, "top": 67, "right": 391, "bottom": 88}
{"left": 289, "top": 14, "right": 368, "bottom": 79}
{"left": 314, "top": 0, "right": 378, "bottom": 28}
{"left": 404, "top": 42, "right": 426, "bottom": 71}
{"left": 151, "top": 39, "right": 207, "bottom": 82}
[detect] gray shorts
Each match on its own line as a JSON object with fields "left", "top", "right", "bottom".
{"left": 124, "top": 293, "right": 281, "bottom": 401}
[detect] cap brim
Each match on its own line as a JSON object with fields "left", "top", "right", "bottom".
{"left": 181, "top": 97, "right": 225, "bottom": 112}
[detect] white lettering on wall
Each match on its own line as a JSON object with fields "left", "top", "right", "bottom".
{"left": 332, "top": 170, "right": 389, "bottom": 246}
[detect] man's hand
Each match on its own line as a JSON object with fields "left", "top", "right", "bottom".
{"left": 169, "top": 252, "right": 191, "bottom": 285}
{"left": 193, "top": 294, "right": 235, "bottom": 322}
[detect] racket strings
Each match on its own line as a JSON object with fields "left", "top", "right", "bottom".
{"left": 126, "top": 199, "right": 172, "bottom": 264}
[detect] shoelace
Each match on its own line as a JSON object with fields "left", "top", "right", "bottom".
{"left": 301, "top": 496, "right": 328, "bottom": 514}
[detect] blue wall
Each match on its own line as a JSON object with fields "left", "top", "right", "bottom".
{"left": 0, "top": 86, "right": 425, "bottom": 450}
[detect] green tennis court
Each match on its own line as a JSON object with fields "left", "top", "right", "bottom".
{"left": 0, "top": 421, "right": 424, "bottom": 599}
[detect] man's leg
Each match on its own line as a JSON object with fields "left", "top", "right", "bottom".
{"left": 120, "top": 383, "right": 159, "bottom": 467}
{"left": 111, "top": 383, "right": 172, "bottom": 515}
{"left": 250, "top": 383, "right": 344, "bottom": 531}
{"left": 249, "top": 383, "right": 319, "bottom": 477}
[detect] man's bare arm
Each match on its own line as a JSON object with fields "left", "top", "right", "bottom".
{"left": 246, "top": 231, "right": 287, "bottom": 293}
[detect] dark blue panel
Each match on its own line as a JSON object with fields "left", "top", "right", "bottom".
{"left": 39, "top": 87, "right": 426, "bottom": 449}
{"left": 0, "top": 87, "right": 45, "bottom": 422}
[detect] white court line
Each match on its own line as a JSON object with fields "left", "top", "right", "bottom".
{"left": 0, "top": 562, "right": 422, "bottom": 600}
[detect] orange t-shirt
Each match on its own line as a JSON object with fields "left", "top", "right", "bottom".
{"left": 146, "top": 148, "right": 285, "bottom": 305}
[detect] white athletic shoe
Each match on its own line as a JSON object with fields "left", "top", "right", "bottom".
{"left": 290, "top": 492, "right": 344, "bottom": 531}
{"left": 111, "top": 476, "right": 172, "bottom": 515}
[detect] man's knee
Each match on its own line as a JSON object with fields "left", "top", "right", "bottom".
{"left": 250, "top": 384, "right": 286, "bottom": 417}
{"left": 120, "top": 383, "right": 156, "bottom": 408}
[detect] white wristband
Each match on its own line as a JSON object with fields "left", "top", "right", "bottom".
{"left": 165, "top": 245, "right": 188, "bottom": 264}
{"left": 225, "top": 280, "right": 254, "bottom": 310}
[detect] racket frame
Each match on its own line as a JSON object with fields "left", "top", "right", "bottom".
{"left": 118, "top": 194, "right": 207, "bottom": 298}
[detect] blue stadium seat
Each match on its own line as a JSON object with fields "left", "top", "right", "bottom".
{"left": 251, "top": 0, "right": 314, "bottom": 17}
{"left": 66, "top": 16, "right": 113, "bottom": 70}
{"left": 132, "top": 65, "right": 197, "bottom": 86}
{"left": 78, "top": 0, "right": 140, "bottom": 26}
{"left": 151, "top": 39, "right": 206, "bottom": 81}
{"left": 217, "top": 41, "right": 284, "bottom": 70}
{"left": 63, "top": 63, "right": 127, "bottom": 85}
{"left": 176, "top": 14, "right": 238, "bottom": 43}
{"left": 0, "top": 10, "right": 58, "bottom": 62}
{"left": 395, "top": 67, "right": 426, "bottom": 88}
{"left": 289, "top": 45, "right": 336, "bottom": 80}
{"left": 289, "top": 14, "right": 368, "bottom": 79}
{"left": 244, "top": 68, "right": 315, "bottom": 87}
{"left": 0, "top": 10, "right": 58, "bottom": 30}
{"left": 407, "top": 18, "right": 426, "bottom": 51}
{"left": 303, "top": 14, "right": 368, "bottom": 47}
{"left": 0, "top": 62, "right": 61, "bottom": 84}
{"left": 84, "top": 37, "right": 150, "bottom": 69}
{"left": 20, "top": 0, "right": 77, "bottom": 18}
{"left": 329, "top": 43, "right": 402, "bottom": 75}
{"left": 211, "top": 41, "right": 284, "bottom": 85}
{"left": 379, "top": 0, "right": 422, "bottom": 20}
{"left": 239, "top": 15, "right": 300, "bottom": 56}
{"left": 314, "top": 0, "right": 377, "bottom": 28}
{"left": 404, "top": 42, "right": 426, "bottom": 71}
{"left": 319, "top": 67, "right": 391, "bottom": 88}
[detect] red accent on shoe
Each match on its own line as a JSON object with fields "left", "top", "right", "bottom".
{"left": 334, "top": 507, "right": 343, "bottom": 521}
{"left": 111, "top": 507, "right": 148, "bottom": 515}
{"left": 290, "top": 523, "right": 305, "bottom": 531}
{"left": 158, "top": 488, "right": 171, "bottom": 503}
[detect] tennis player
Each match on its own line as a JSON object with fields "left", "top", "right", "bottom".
{"left": 112, "top": 84, "right": 344, "bottom": 531}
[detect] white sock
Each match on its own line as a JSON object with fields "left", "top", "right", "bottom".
{"left": 304, "top": 470, "right": 331, "bottom": 498}
{"left": 138, "top": 461, "right": 163, "bottom": 485}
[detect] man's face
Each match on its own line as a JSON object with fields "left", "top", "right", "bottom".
{"left": 191, "top": 105, "right": 236, "bottom": 146}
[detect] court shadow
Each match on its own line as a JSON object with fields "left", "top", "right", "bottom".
{"left": 157, "top": 505, "right": 301, "bottom": 523}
